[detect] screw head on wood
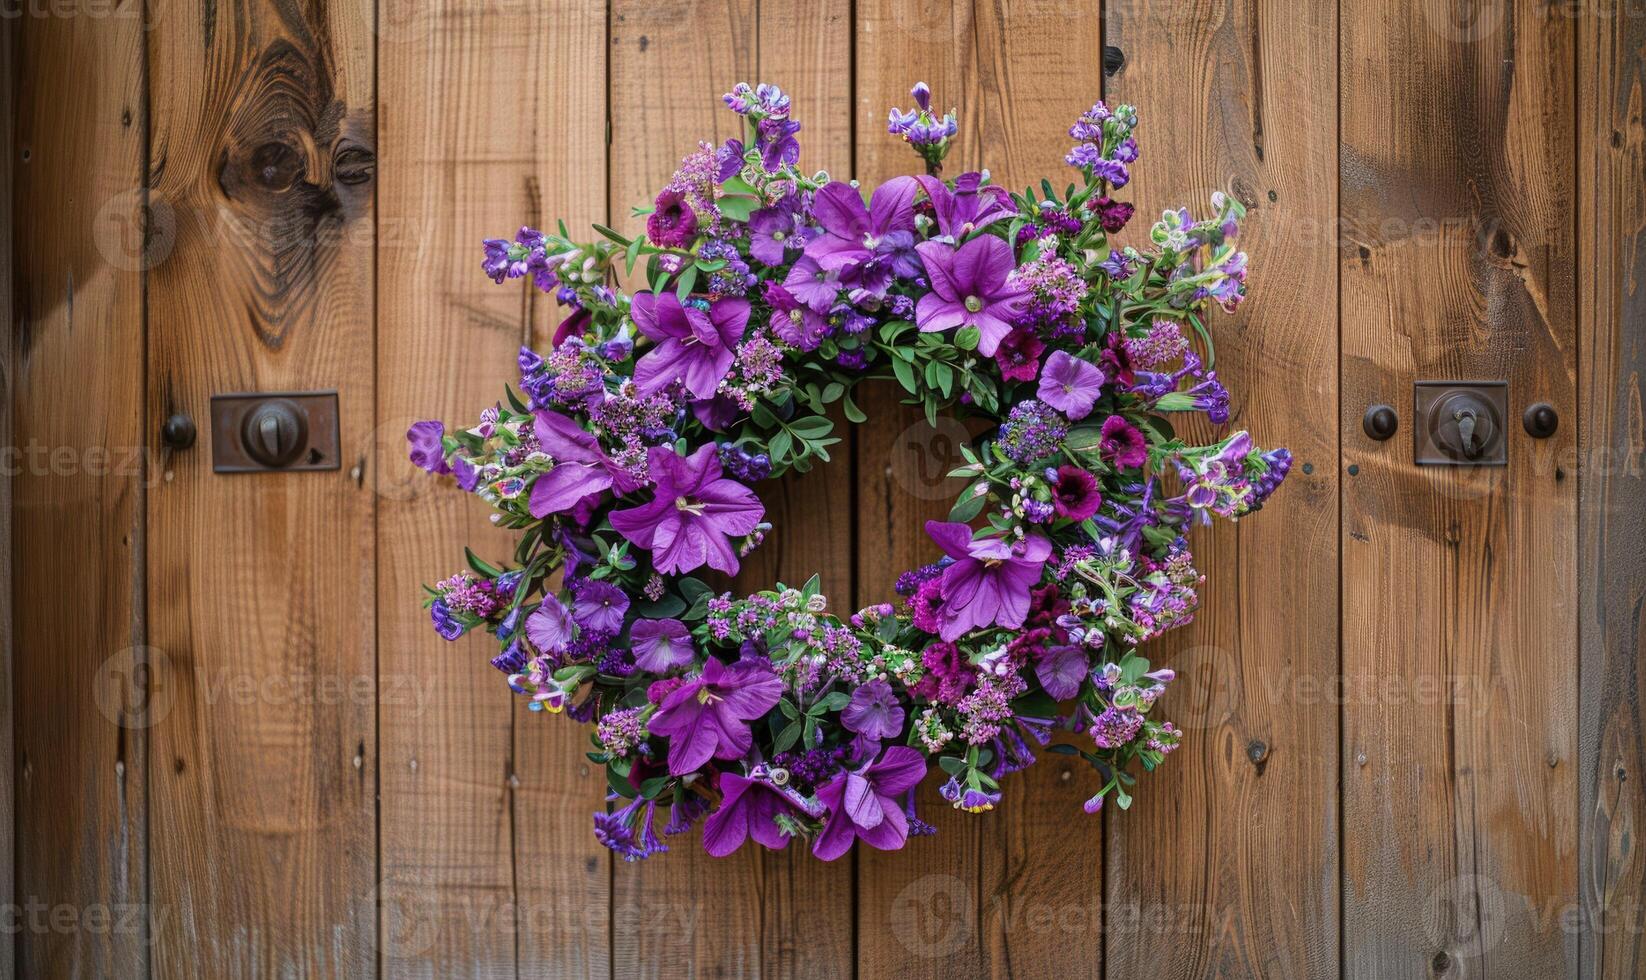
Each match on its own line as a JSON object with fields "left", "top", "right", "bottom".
{"left": 1522, "top": 402, "right": 1558, "bottom": 438}
{"left": 161, "top": 413, "right": 196, "bottom": 450}
{"left": 1362, "top": 404, "right": 1398, "bottom": 441}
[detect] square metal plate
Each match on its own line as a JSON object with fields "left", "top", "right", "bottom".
{"left": 1413, "top": 381, "right": 1508, "bottom": 467}
{"left": 210, "top": 391, "right": 342, "bottom": 473}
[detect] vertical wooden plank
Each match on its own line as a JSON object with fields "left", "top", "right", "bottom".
{"left": 852, "top": 2, "right": 1103, "bottom": 977}
{"left": 1102, "top": 2, "right": 1340, "bottom": 977}
{"left": 145, "top": 0, "right": 376, "bottom": 973}
{"left": 605, "top": 3, "right": 770, "bottom": 975}
{"left": 1579, "top": 2, "right": 1646, "bottom": 976}
{"left": 12, "top": 6, "right": 148, "bottom": 977}
{"left": 377, "top": 1, "right": 610, "bottom": 976}
{"left": 1340, "top": 1, "right": 1577, "bottom": 976}
{"left": 512, "top": 1, "right": 614, "bottom": 976}
{"left": 0, "top": 15, "right": 15, "bottom": 979}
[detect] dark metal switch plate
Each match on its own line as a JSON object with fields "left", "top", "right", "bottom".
{"left": 210, "top": 391, "right": 342, "bottom": 473}
{"left": 1413, "top": 381, "right": 1508, "bottom": 467}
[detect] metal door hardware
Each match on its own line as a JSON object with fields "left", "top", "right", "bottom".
{"left": 1362, "top": 404, "right": 1399, "bottom": 440}
{"left": 210, "top": 391, "right": 341, "bottom": 473}
{"left": 1522, "top": 402, "right": 1559, "bottom": 438}
{"left": 161, "top": 413, "right": 197, "bottom": 451}
{"left": 1414, "top": 381, "right": 1507, "bottom": 466}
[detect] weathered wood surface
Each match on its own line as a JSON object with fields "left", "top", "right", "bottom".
{"left": 1103, "top": 1, "right": 1340, "bottom": 977}
{"left": 1340, "top": 1, "right": 1578, "bottom": 977}
{"left": 13, "top": 5, "right": 149, "bottom": 978}
{"left": 145, "top": 0, "right": 378, "bottom": 973}
{"left": 1579, "top": 3, "right": 1646, "bottom": 978}
{"left": 0, "top": 15, "right": 15, "bottom": 980}
{"left": 7, "top": 0, "right": 1638, "bottom": 978}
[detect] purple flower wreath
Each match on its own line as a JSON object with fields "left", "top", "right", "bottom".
{"left": 415, "top": 82, "right": 1290, "bottom": 862}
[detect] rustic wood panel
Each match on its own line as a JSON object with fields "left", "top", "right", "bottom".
{"left": 1339, "top": 1, "right": 1577, "bottom": 976}
{"left": 0, "top": 15, "right": 16, "bottom": 980}
{"left": 377, "top": 1, "right": 609, "bottom": 977}
{"left": 852, "top": 2, "right": 1105, "bottom": 977}
{"left": 12, "top": 7, "right": 149, "bottom": 977}
{"left": 144, "top": 0, "right": 377, "bottom": 974}
{"left": 509, "top": 5, "right": 614, "bottom": 979}
{"left": 1102, "top": 1, "right": 1340, "bottom": 977}
{"left": 1579, "top": 3, "right": 1646, "bottom": 977}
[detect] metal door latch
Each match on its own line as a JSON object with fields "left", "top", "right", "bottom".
{"left": 1414, "top": 381, "right": 1507, "bottom": 466}
{"left": 210, "top": 391, "right": 341, "bottom": 473}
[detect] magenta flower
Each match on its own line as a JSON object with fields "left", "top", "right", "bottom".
{"left": 1099, "top": 415, "right": 1148, "bottom": 469}
{"left": 648, "top": 656, "right": 783, "bottom": 774}
{"left": 647, "top": 188, "right": 698, "bottom": 248}
{"left": 530, "top": 410, "right": 642, "bottom": 518}
{"left": 630, "top": 292, "right": 749, "bottom": 400}
{"left": 913, "top": 236, "right": 1030, "bottom": 357}
{"left": 1051, "top": 465, "right": 1103, "bottom": 521}
{"left": 992, "top": 327, "right": 1044, "bottom": 383}
{"left": 1038, "top": 350, "right": 1106, "bottom": 420}
{"left": 805, "top": 177, "right": 918, "bottom": 271}
{"left": 914, "top": 172, "right": 1017, "bottom": 238}
{"left": 812, "top": 746, "right": 928, "bottom": 861}
{"left": 630, "top": 617, "right": 694, "bottom": 672}
{"left": 609, "top": 445, "right": 765, "bottom": 576}
{"left": 765, "top": 282, "right": 829, "bottom": 351}
{"left": 407, "top": 421, "right": 449, "bottom": 474}
{"left": 925, "top": 520, "right": 1053, "bottom": 641}
{"left": 702, "top": 773, "right": 801, "bottom": 856}
{"left": 841, "top": 679, "right": 905, "bottom": 741}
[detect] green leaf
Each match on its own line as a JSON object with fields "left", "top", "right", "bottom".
{"left": 948, "top": 490, "right": 986, "bottom": 522}
{"left": 591, "top": 223, "right": 631, "bottom": 246}
{"left": 937, "top": 756, "right": 968, "bottom": 775}
{"left": 774, "top": 722, "right": 802, "bottom": 754}
{"left": 842, "top": 393, "right": 867, "bottom": 424}
{"left": 674, "top": 265, "right": 699, "bottom": 300}
{"left": 768, "top": 430, "right": 793, "bottom": 463}
{"left": 891, "top": 356, "right": 918, "bottom": 394}
{"left": 953, "top": 326, "right": 981, "bottom": 351}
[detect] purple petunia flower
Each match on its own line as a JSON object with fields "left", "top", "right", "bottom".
{"left": 747, "top": 206, "right": 800, "bottom": 266}
{"left": 648, "top": 656, "right": 783, "bottom": 775}
{"left": 630, "top": 292, "right": 750, "bottom": 400}
{"left": 812, "top": 746, "right": 928, "bottom": 861}
{"left": 407, "top": 420, "right": 450, "bottom": 474}
{"left": 913, "top": 236, "right": 1031, "bottom": 357}
{"left": 530, "top": 410, "right": 642, "bottom": 518}
{"left": 925, "top": 521, "right": 1053, "bottom": 641}
{"left": 609, "top": 445, "right": 765, "bottom": 576}
{"left": 630, "top": 617, "right": 694, "bottom": 672}
{"left": 647, "top": 188, "right": 699, "bottom": 248}
{"left": 572, "top": 579, "right": 629, "bottom": 636}
{"left": 805, "top": 178, "right": 918, "bottom": 273}
{"left": 525, "top": 594, "right": 574, "bottom": 654}
{"left": 783, "top": 255, "right": 841, "bottom": 313}
{"left": 701, "top": 773, "right": 802, "bottom": 856}
{"left": 841, "top": 679, "right": 905, "bottom": 741}
{"left": 1037, "top": 350, "right": 1106, "bottom": 420}
{"left": 1034, "top": 644, "right": 1089, "bottom": 700}
{"left": 992, "top": 327, "right": 1044, "bottom": 383}
{"left": 1099, "top": 415, "right": 1148, "bottom": 469}
{"left": 765, "top": 281, "right": 830, "bottom": 351}
{"left": 915, "top": 172, "right": 1018, "bottom": 239}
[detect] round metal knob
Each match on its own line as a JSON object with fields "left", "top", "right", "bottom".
{"left": 1523, "top": 402, "right": 1558, "bottom": 439}
{"left": 240, "top": 399, "right": 307, "bottom": 467}
{"left": 161, "top": 413, "right": 196, "bottom": 451}
{"left": 1362, "top": 404, "right": 1398, "bottom": 441}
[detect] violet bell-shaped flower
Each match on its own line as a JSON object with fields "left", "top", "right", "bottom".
{"left": 647, "top": 656, "right": 784, "bottom": 775}
{"left": 925, "top": 521, "right": 1053, "bottom": 641}
{"left": 805, "top": 177, "right": 919, "bottom": 273}
{"left": 609, "top": 445, "right": 765, "bottom": 576}
{"left": 915, "top": 172, "right": 1018, "bottom": 239}
{"left": 529, "top": 409, "right": 643, "bottom": 518}
{"left": 913, "top": 235, "right": 1031, "bottom": 357}
{"left": 630, "top": 291, "right": 749, "bottom": 400}
{"left": 812, "top": 746, "right": 928, "bottom": 860}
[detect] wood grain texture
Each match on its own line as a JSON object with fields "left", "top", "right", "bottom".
{"left": 0, "top": 15, "right": 15, "bottom": 980}
{"left": 144, "top": 0, "right": 377, "bottom": 974}
{"left": 12, "top": 7, "right": 149, "bottom": 977}
{"left": 1102, "top": 1, "right": 1340, "bottom": 977}
{"left": 1340, "top": 1, "right": 1577, "bottom": 976}
{"left": 1579, "top": 3, "right": 1646, "bottom": 977}
{"left": 852, "top": 2, "right": 1104, "bottom": 976}
{"left": 377, "top": 1, "right": 611, "bottom": 977}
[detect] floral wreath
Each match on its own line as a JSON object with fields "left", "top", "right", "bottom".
{"left": 410, "top": 82, "right": 1289, "bottom": 862}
